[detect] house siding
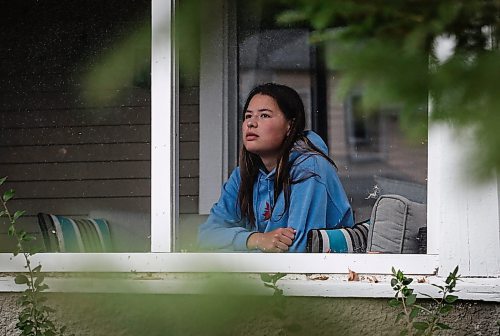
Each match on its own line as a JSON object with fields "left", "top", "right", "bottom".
{"left": 0, "top": 1, "right": 155, "bottom": 252}
{"left": 0, "top": 0, "right": 203, "bottom": 252}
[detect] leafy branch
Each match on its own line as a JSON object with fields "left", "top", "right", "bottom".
{"left": 389, "top": 266, "right": 461, "bottom": 336}
{"left": 0, "top": 176, "right": 70, "bottom": 336}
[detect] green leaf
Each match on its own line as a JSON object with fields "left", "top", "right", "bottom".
{"left": 402, "top": 288, "right": 414, "bottom": 297}
{"left": 395, "top": 311, "right": 405, "bottom": 322}
{"left": 409, "top": 307, "right": 420, "bottom": 320}
{"left": 34, "top": 275, "right": 45, "bottom": 287}
{"left": 272, "top": 273, "right": 287, "bottom": 282}
{"left": 2, "top": 189, "right": 14, "bottom": 202}
{"left": 38, "top": 284, "right": 49, "bottom": 292}
{"left": 406, "top": 294, "right": 417, "bottom": 306}
{"left": 445, "top": 294, "right": 458, "bottom": 303}
{"left": 389, "top": 298, "right": 401, "bottom": 307}
{"left": 431, "top": 284, "right": 444, "bottom": 291}
{"left": 8, "top": 225, "right": 15, "bottom": 236}
{"left": 0, "top": 210, "right": 5, "bottom": 217}
{"left": 391, "top": 278, "right": 397, "bottom": 287}
{"left": 273, "top": 288, "right": 284, "bottom": 296}
{"left": 440, "top": 304, "right": 453, "bottom": 314}
{"left": 13, "top": 210, "right": 26, "bottom": 220}
{"left": 413, "top": 321, "right": 429, "bottom": 330}
{"left": 14, "top": 274, "right": 29, "bottom": 285}
{"left": 402, "top": 278, "right": 414, "bottom": 286}
{"left": 260, "top": 273, "right": 273, "bottom": 283}
{"left": 436, "top": 322, "right": 452, "bottom": 330}
{"left": 263, "top": 283, "right": 275, "bottom": 289}
{"left": 0, "top": 176, "right": 7, "bottom": 185}
{"left": 32, "top": 265, "right": 42, "bottom": 273}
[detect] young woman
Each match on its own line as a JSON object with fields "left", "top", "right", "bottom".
{"left": 198, "top": 83, "right": 353, "bottom": 252}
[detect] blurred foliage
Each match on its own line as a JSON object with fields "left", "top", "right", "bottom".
{"left": 278, "top": 0, "right": 500, "bottom": 178}
{"left": 81, "top": 0, "right": 500, "bottom": 177}
{"left": 82, "top": 20, "right": 151, "bottom": 104}
{"left": 81, "top": 0, "right": 202, "bottom": 103}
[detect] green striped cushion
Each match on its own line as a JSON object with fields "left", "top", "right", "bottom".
{"left": 38, "top": 213, "right": 112, "bottom": 252}
{"left": 306, "top": 221, "right": 370, "bottom": 253}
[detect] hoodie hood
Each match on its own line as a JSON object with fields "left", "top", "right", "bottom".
{"left": 297, "top": 130, "right": 329, "bottom": 156}
{"left": 261, "top": 130, "right": 328, "bottom": 178}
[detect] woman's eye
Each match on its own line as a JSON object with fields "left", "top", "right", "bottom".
{"left": 244, "top": 114, "right": 252, "bottom": 120}
{"left": 260, "top": 113, "right": 270, "bottom": 118}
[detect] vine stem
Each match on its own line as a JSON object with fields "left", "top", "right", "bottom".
{"left": 400, "top": 293, "right": 414, "bottom": 336}
{"left": 1, "top": 198, "right": 41, "bottom": 335}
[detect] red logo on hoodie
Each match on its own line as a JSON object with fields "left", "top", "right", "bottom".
{"left": 263, "top": 202, "right": 272, "bottom": 221}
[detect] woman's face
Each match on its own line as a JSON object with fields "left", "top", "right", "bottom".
{"left": 242, "top": 94, "right": 291, "bottom": 168}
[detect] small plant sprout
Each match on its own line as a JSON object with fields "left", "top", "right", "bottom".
{"left": 389, "top": 266, "right": 461, "bottom": 336}
{"left": 0, "top": 176, "right": 71, "bottom": 336}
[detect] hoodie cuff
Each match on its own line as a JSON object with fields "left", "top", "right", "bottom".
{"left": 233, "top": 230, "right": 254, "bottom": 251}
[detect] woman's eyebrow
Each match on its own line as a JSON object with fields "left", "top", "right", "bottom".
{"left": 245, "top": 108, "right": 274, "bottom": 113}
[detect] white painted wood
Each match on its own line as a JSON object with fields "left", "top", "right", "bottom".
{"left": 0, "top": 273, "right": 498, "bottom": 302}
{"left": 199, "top": 0, "right": 230, "bottom": 214}
{"left": 0, "top": 253, "right": 438, "bottom": 274}
{"left": 426, "top": 123, "right": 442, "bottom": 255}
{"left": 151, "top": 0, "right": 174, "bottom": 252}
{"left": 436, "top": 126, "right": 500, "bottom": 277}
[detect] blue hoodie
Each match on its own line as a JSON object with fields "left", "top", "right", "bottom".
{"left": 198, "top": 131, "right": 354, "bottom": 252}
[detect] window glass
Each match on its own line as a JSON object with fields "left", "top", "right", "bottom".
{"left": 0, "top": 0, "right": 151, "bottom": 253}
{"left": 179, "top": 0, "right": 428, "bottom": 253}
{"left": 236, "top": 1, "right": 428, "bottom": 224}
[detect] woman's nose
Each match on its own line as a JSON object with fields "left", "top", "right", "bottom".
{"left": 247, "top": 119, "right": 257, "bottom": 128}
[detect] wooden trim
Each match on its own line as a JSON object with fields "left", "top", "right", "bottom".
{"left": 0, "top": 253, "right": 438, "bottom": 274}
{"left": 151, "top": 0, "right": 174, "bottom": 252}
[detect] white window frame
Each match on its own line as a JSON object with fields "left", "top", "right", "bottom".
{"left": 1, "top": 0, "right": 499, "bottom": 301}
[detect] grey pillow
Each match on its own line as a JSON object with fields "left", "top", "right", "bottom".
{"left": 375, "top": 176, "right": 427, "bottom": 203}
{"left": 367, "top": 194, "right": 426, "bottom": 254}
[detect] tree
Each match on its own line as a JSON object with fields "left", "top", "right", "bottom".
{"left": 277, "top": 0, "right": 499, "bottom": 178}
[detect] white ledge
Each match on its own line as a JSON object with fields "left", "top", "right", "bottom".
{"left": 0, "top": 253, "right": 438, "bottom": 274}
{"left": 0, "top": 273, "right": 498, "bottom": 302}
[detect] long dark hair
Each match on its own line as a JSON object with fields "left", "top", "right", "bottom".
{"left": 238, "top": 83, "right": 336, "bottom": 226}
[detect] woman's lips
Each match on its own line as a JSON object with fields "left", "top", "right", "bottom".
{"left": 245, "top": 133, "right": 259, "bottom": 141}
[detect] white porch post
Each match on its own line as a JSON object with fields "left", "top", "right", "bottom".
{"left": 151, "top": 0, "right": 175, "bottom": 252}
{"left": 430, "top": 124, "right": 500, "bottom": 277}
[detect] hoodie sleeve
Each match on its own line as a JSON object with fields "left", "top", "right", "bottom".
{"left": 197, "top": 168, "right": 254, "bottom": 251}
{"left": 286, "top": 156, "right": 354, "bottom": 253}
{"left": 286, "top": 176, "right": 329, "bottom": 252}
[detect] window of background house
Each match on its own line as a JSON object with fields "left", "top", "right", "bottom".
{"left": 0, "top": 0, "right": 152, "bottom": 253}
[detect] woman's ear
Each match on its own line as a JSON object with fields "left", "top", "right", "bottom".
{"left": 286, "top": 118, "right": 295, "bottom": 136}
